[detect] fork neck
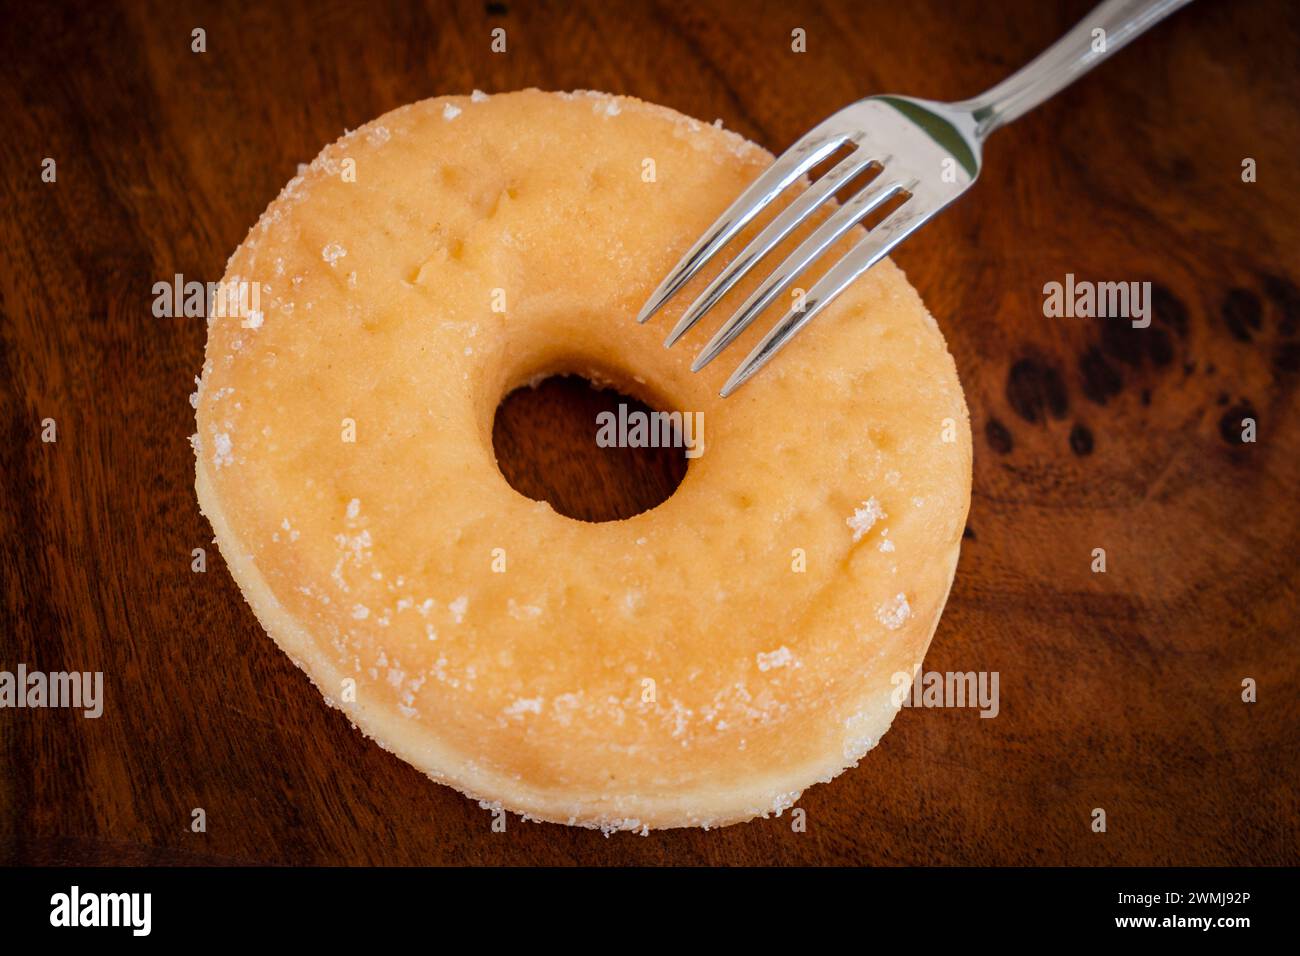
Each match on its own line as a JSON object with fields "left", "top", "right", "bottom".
{"left": 954, "top": 0, "right": 1193, "bottom": 141}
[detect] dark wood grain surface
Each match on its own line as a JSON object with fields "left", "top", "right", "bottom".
{"left": 2, "top": 0, "right": 1297, "bottom": 866}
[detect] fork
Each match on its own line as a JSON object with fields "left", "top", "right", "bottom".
{"left": 637, "top": 0, "right": 1192, "bottom": 396}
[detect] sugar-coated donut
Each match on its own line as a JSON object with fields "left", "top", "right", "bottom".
{"left": 194, "top": 89, "right": 971, "bottom": 831}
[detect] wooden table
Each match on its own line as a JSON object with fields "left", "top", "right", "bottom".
{"left": 2, "top": 0, "right": 1296, "bottom": 866}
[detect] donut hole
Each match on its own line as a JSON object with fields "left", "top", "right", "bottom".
{"left": 492, "top": 374, "right": 689, "bottom": 522}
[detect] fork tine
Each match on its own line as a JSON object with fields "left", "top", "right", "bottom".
{"left": 663, "top": 149, "right": 881, "bottom": 347}
{"left": 718, "top": 202, "right": 928, "bottom": 396}
{"left": 691, "top": 175, "right": 914, "bottom": 372}
{"left": 635, "top": 130, "right": 853, "bottom": 325}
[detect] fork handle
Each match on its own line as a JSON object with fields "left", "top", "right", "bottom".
{"left": 961, "top": 0, "right": 1193, "bottom": 139}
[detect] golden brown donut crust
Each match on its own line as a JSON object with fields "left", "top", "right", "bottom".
{"left": 194, "top": 89, "right": 971, "bottom": 831}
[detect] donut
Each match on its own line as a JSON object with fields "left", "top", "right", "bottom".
{"left": 193, "top": 89, "right": 971, "bottom": 831}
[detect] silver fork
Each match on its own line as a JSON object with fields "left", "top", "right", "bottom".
{"left": 637, "top": 0, "right": 1192, "bottom": 396}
